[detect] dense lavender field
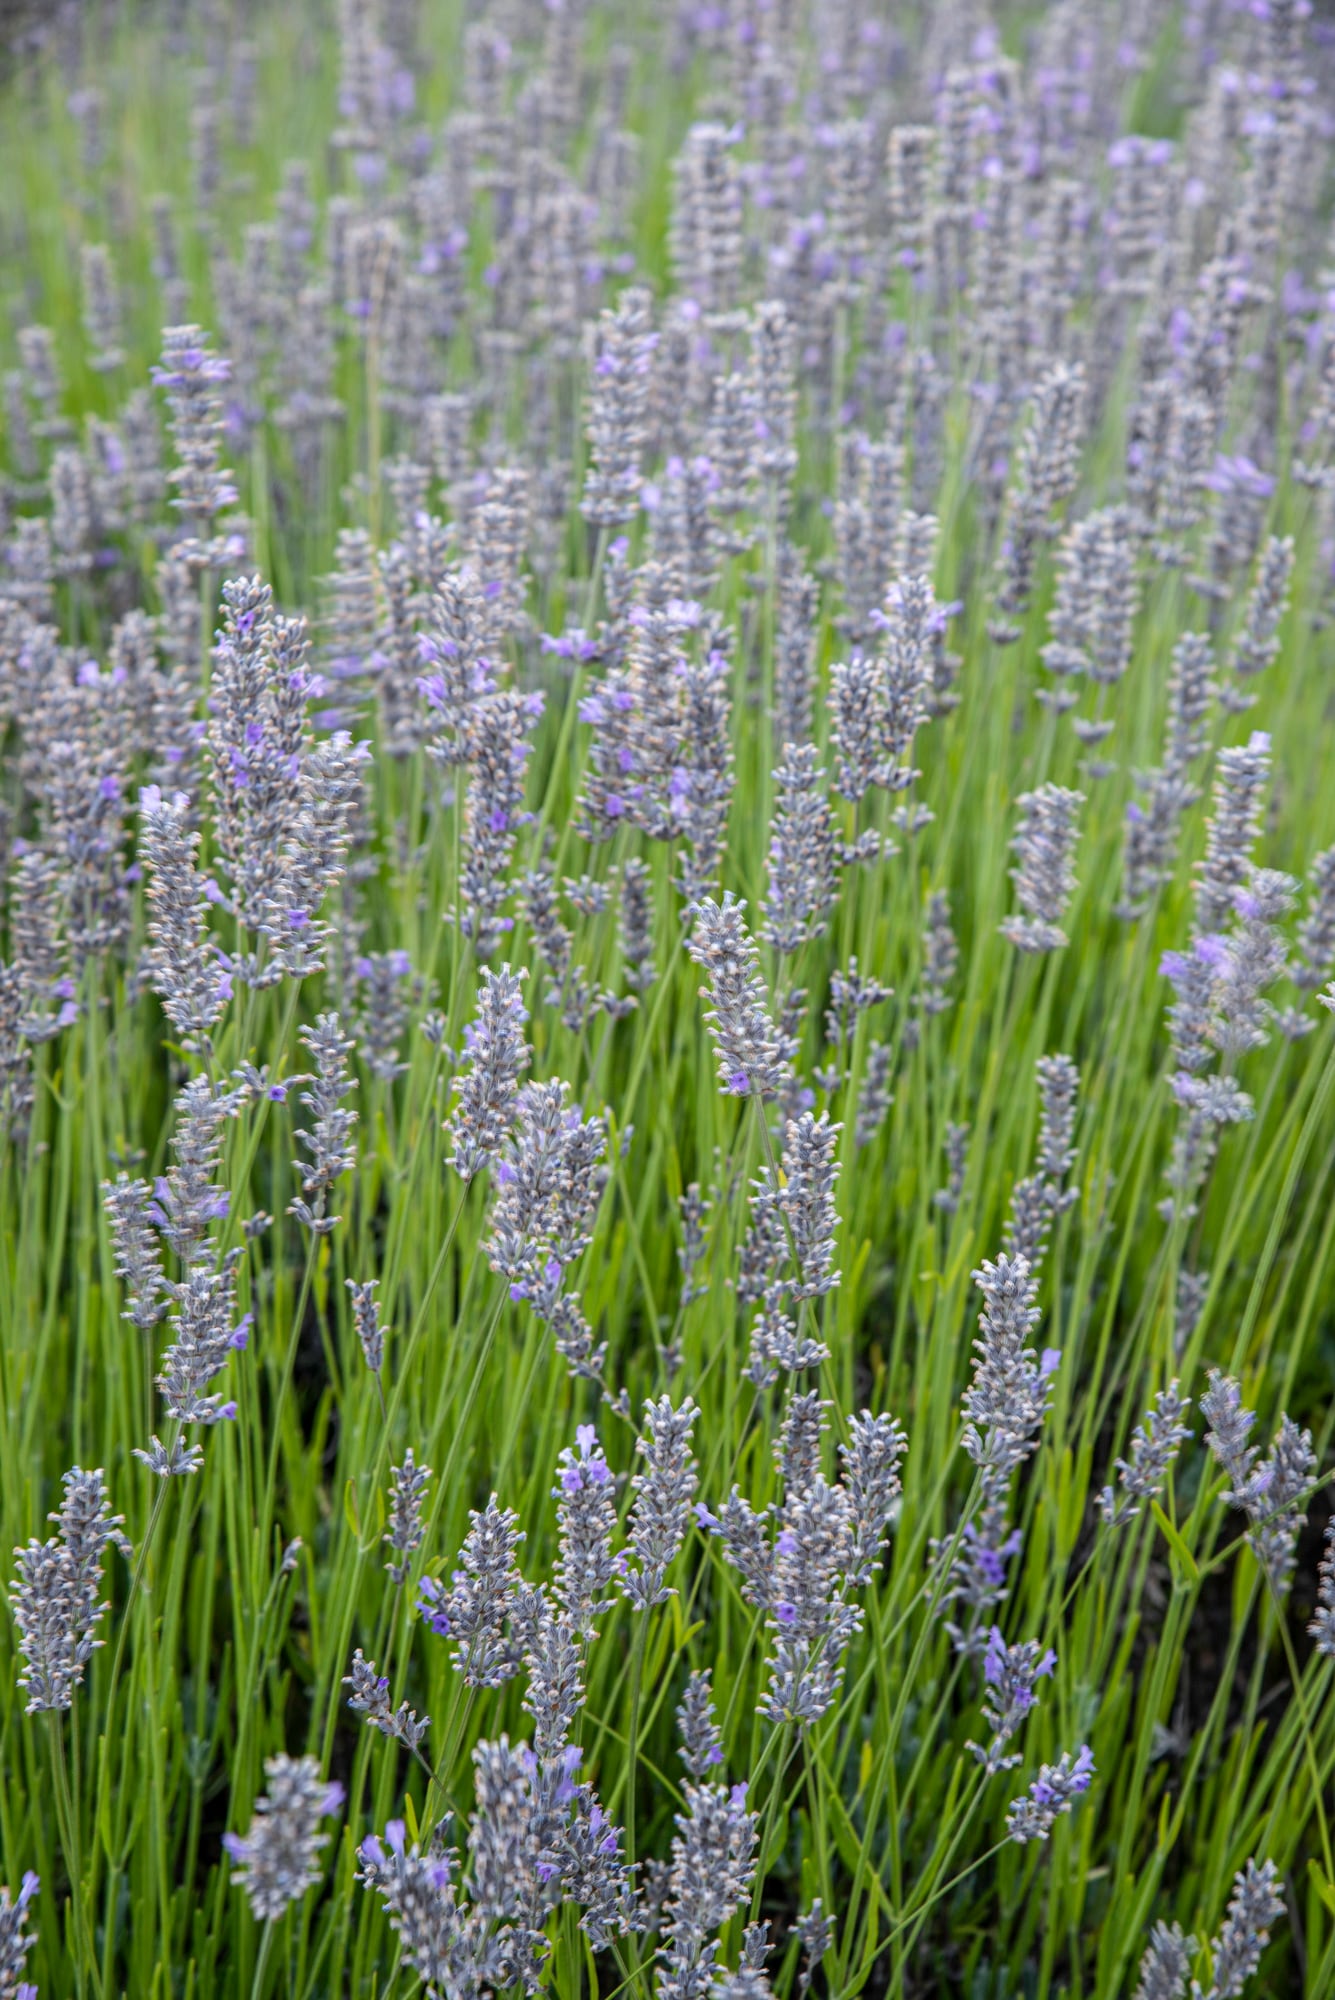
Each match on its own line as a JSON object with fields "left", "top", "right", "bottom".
{"left": 2, "top": 1, "right": 1335, "bottom": 1995}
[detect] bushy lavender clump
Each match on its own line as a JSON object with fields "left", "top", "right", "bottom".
{"left": 2, "top": 5, "right": 1333, "bottom": 1989}
{"left": 361, "top": 1726, "right": 631, "bottom": 1981}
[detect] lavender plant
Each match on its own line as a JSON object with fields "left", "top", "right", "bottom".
{"left": 1, "top": 4, "right": 1333, "bottom": 1996}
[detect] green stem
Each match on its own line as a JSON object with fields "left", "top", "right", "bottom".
{"left": 249, "top": 1917, "right": 277, "bottom": 2000}
{"left": 49, "top": 1710, "right": 104, "bottom": 2000}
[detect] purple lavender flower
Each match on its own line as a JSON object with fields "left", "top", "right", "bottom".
{"left": 970, "top": 1630, "right": 1057, "bottom": 1773}
{"left": 1001, "top": 785, "right": 1084, "bottom": 953}
{"left": 0, "top": 1869, "right": 39, "bottom": 1998}
{"left": 582, "top": 287, "right": 657, "bottom": 527}
{"left": 223, "top": 1754, "right": 344, "bottom": 1920}
{"left": 9, "top": 1468, "right": 129, "bottom": 1713}
{"left": 621, "top": 1397, "right": 699, "bottom": 1609}
{"left": 1005, "top": 1745, "right": 1094, "bottom": 1842}
{"left": 686, "top": 894, "right": 788, "bottom": 1101}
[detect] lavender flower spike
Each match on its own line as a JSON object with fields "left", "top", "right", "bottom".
{"left": 582, "top": 286, "right": 656, "bottom": 527}
{"left": 139, "top": 786, "right": 229, "bottom": 1046}
{"left": 621, "top": 1396, "right": 700, "bottom": 1609}
{"left": 686, "top": 894, "right": 788, "bottom": 1101}
{"left": 1195, "top": 733, "right": 1270, "bottom": 934}
{"left": 344, "top": 1649, "right": 429, "bottom": 1752}
{"left": 418, "top": 1494, "right": 527, "bottom": 1688}
{"left": 1198, "top": 1859, "right": 1285, "bottom": 1998}
{"left": 289, "top": 1012, "right": 358, "bottom": 1234}
{"left": 345, "top": 1278, "right": 385, "bottom": 1377}
{"left": 1005, "top": 1745, "right": 1094, "bottom": 1842}
{"left": 1310, "top": 1518, "right": 1335, "bottom": 1658}
{"left": 9, "top": 1467, "right": 129, "bottom": 1714}
{"left": 1098, "top": 1383, "right": 1192, "bottom": 1528}
{"left": 0, "top": 1870, "right": 40, "bottom": 1997}
{"left": 1130, "top": 1921, "right": 1194, "bottom": 2000}
{"left": 970, "top": 1629, "right": 1058, "bottom": 1773}
{"left": 223, "top": 1753, "right": 344, "bottom": 1920}
{"left": 1001, "top": 785, "right": 1084, "bottom": 953}
{"left": 1201, "top": 1375, "right": 1315, "bottom": 1594}
{"left": 447, "top": 965, "right": 530, "bottom": 1182}
{"left": 961, "top": 1255, "right": 1055, "bottom": 1480}
{"left": 384, "top": 1451, "right": 431, "bottom": 1587}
